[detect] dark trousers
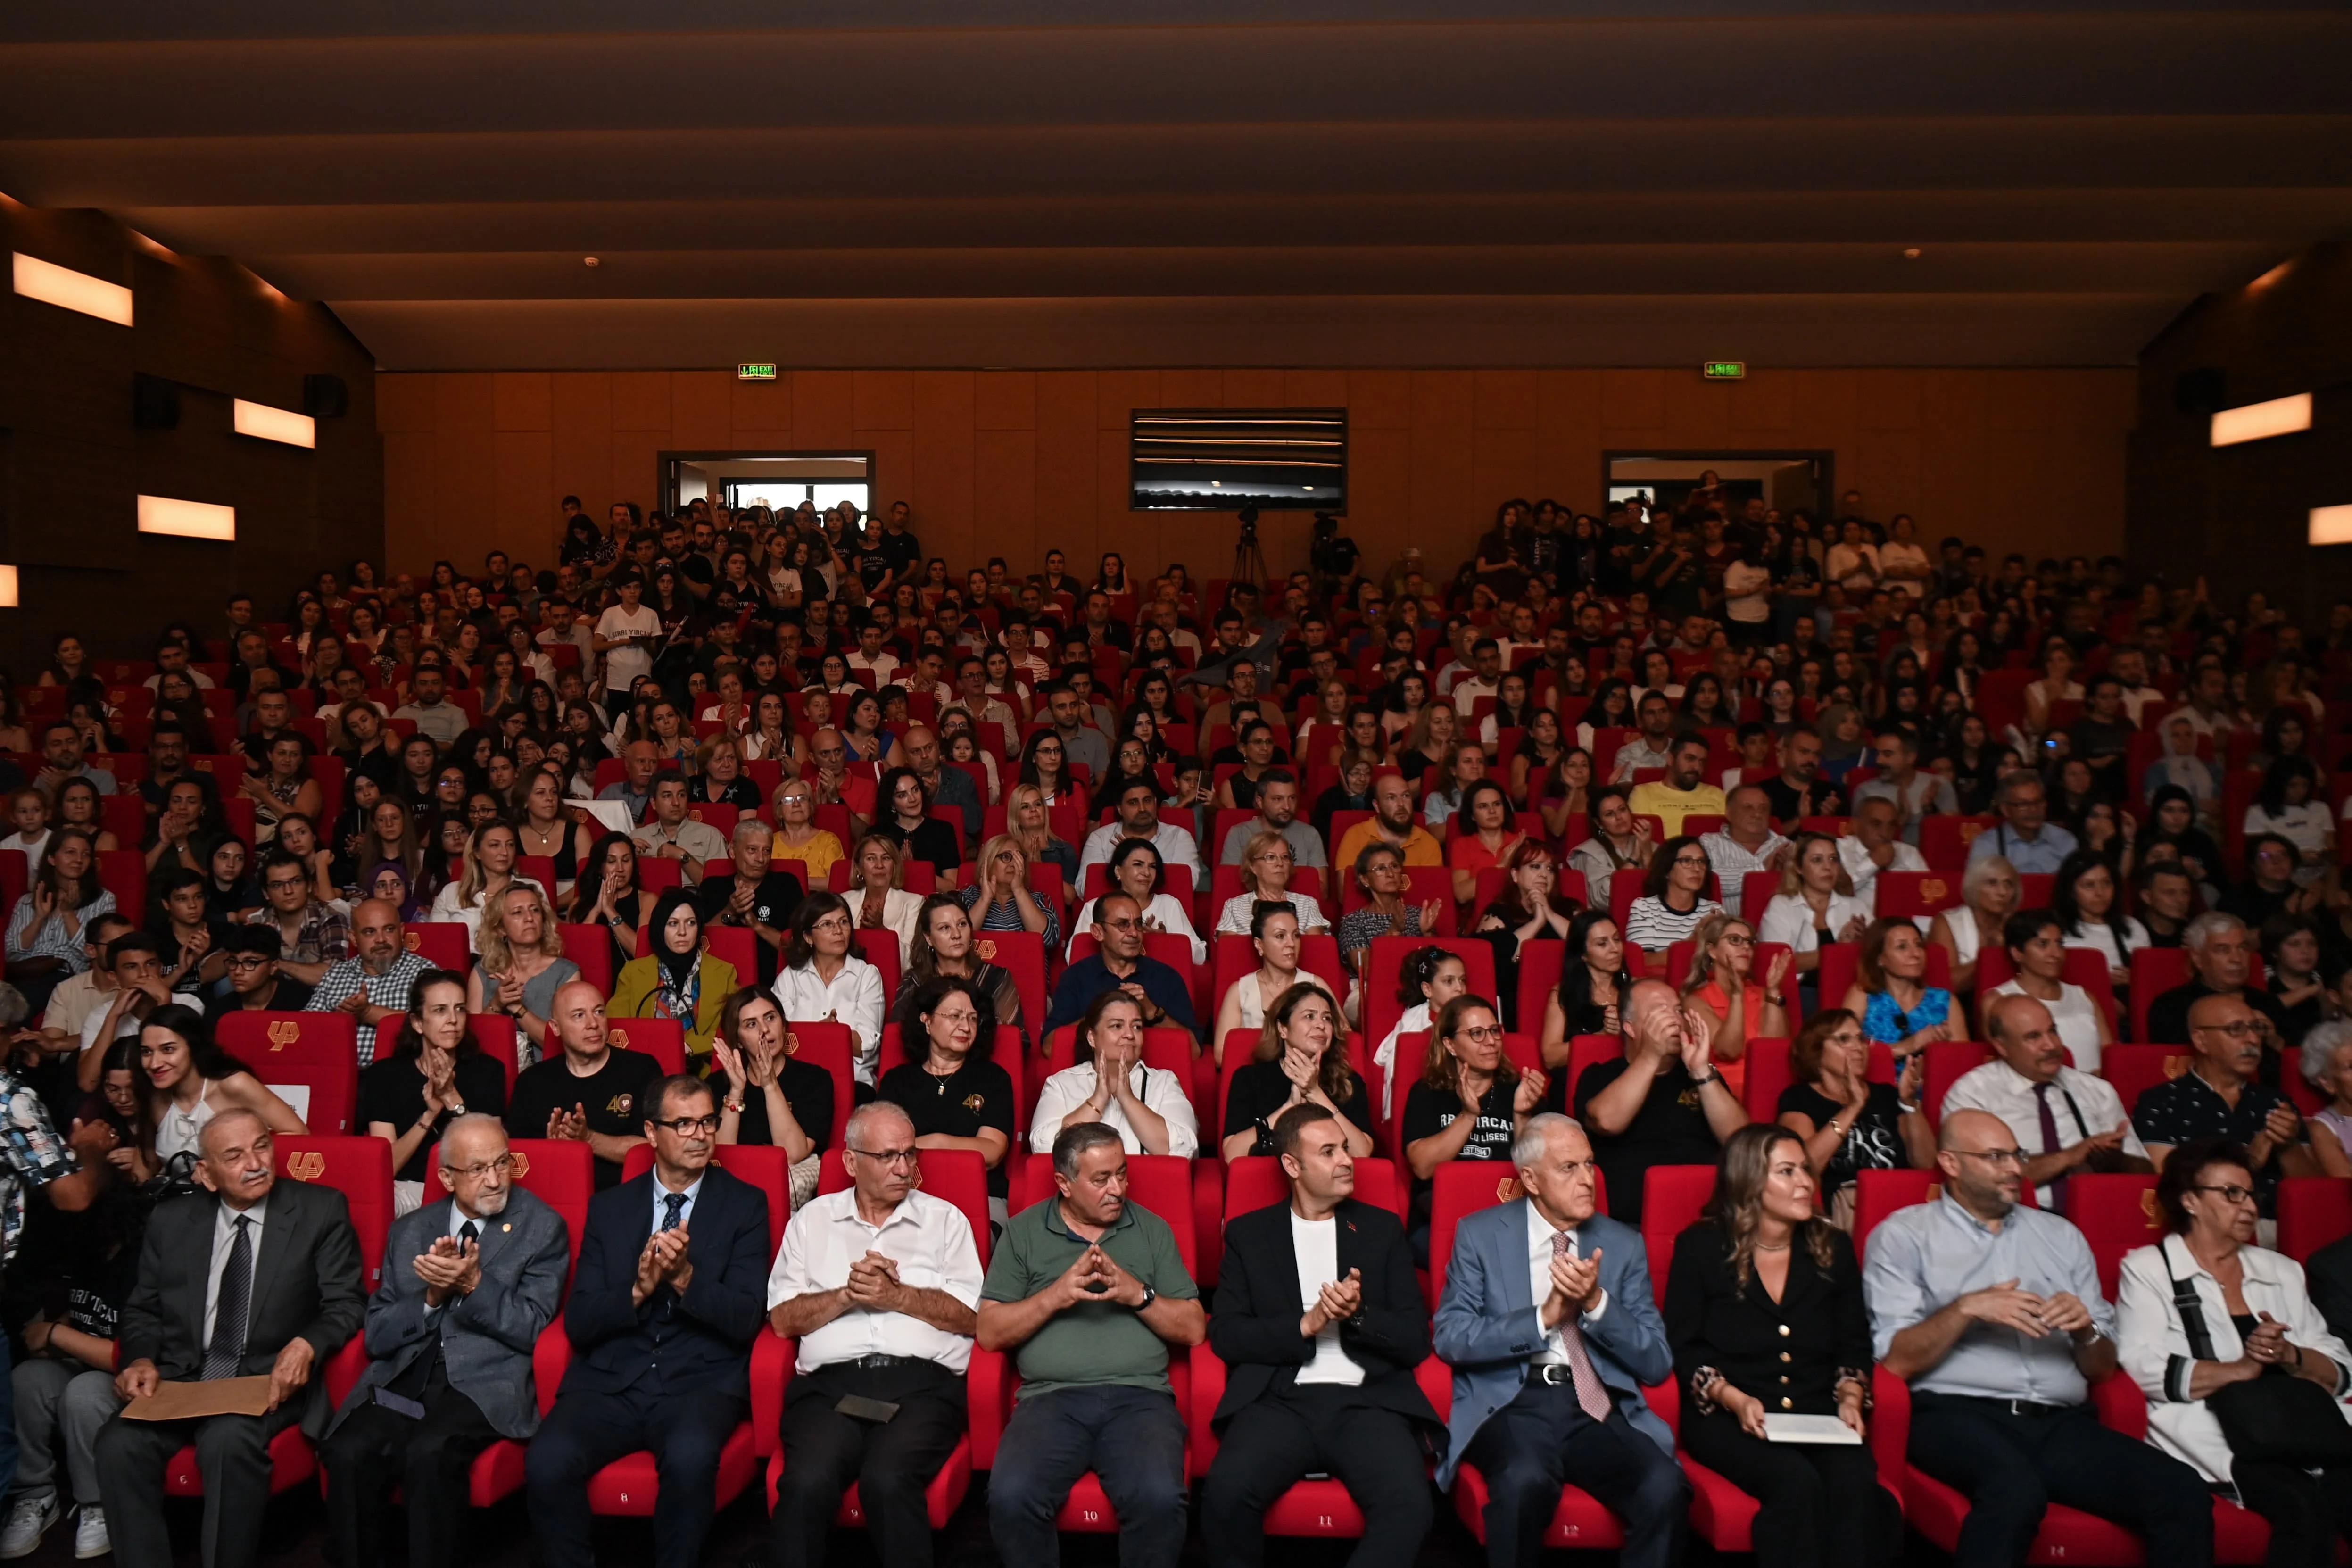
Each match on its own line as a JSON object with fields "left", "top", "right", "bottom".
{"left": 1462, "top": 1380, "right": 1688, "bottom": 1568}
{"left": 1680, "top": 1409, "right": 1900, "bottom": 1568}
{"left": 94, "top": 1399, "right": 306, "bottom": 1568}
{"left": 319, "top": 1387, "right": 501, "bottom": 1568}
{"left": 523, "top": 1383, "right": 746, "bottom": 1568}
{"left": 2231, "top": 1459, "right": 2352, "bottom": 1568}
{"left": 769, "top": 1360, "right": 966, "bottom": 1568}
{"left": 1200, "top": 1384, "right": 1433, "bottom": 1568}
{"left": 1909, "top": 1393, "right": 2213, "bottom": 1568}
{"left": 987, "top": 1385, "right": 1187, "bottom": 1568}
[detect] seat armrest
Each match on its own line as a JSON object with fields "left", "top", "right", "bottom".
{"left": 1191, "top": 1343, "right": 1227, "bottom": 1469}
{"left": 1869, "top": 1366, "right": 1910, "bottom": 1504}
{"left": 750, "top": 1333, "right": 797, "bottom": 1457}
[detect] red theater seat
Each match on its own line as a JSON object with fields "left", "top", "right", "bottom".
{"left": 216, "top": 1011, "right": 360, "bottom": 1135}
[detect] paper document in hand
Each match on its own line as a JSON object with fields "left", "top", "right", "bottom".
{"left": 117, "top": 1376, "right": 274, "bottom": 1421}
{"left": 1762, "top": 1413, "right": 1861, "bottom": 1444}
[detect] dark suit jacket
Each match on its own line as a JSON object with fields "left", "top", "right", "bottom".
{"left": 117, "top": 1178, "right": 367, "bottom": 1437}
{"left": 1662, "top": 1217, "right": 1872, "bottom": 1419}
{"left": 1209, "top": 1196, "right": 1441, "bottom": 1444}
{"left": 560, "top": 1165, "right": 770, "bottom": 1400}
{"left": 331, "top": 1187, "right": 571, "bottom": 1440}
{"left": 2309, "top": 1233, "right": 2352, "bottom": 1346}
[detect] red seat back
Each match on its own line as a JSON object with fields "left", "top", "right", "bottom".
{"left": 406, "top": 922, "right": 471, "bottom": 971}
{"left": 605, "top": 1017, "right": 685, "bottom": 1074}
{"left": 1219, "top": 1155, "right": 1406, "bottom": 1228}
{"left": 854, "top": 929, "right": 902, "bottom": 1002}
{"left": 970, "top": 929, "right": 1046, "bottom": 1042}
{"left": 558, "top": 923, "right": 614, "bottom": 994}
{"left": 817, "top": 1146, "right": 994, "bottom": 1264}
{"left": 2068, "top": 1174, "right": 2163, "bottom": 1296}
{"left": 1853, "top": 1167, "right": 1946, "bottom": 1264}
{"left": 621, "top": 1142, "right": 789, "bottom": 1254}
{"left": 273, "top": 1135, "right": 394, "bottom": 1291}
{"left": 1876, "top": 871, "right": 1965, "bottom": 920}
{"left": 1640, "top": 1165, "right": 1720, "bottom": 1304}
{"left": 1922, "top": 1040, "right": 1995, "bottom": 1129}
{"left": 2129, "top": 947, "right": 2192, "bottom": 1042}
{"left": 785, "top": 1020, "right": 859, "bottom": 1145}
{"left": 1919, "top": 815, "right": 1997, "bottom": 873}
{"left": 1515, "top": 938, "right": 1565, "bottom": 1039}
{"left": 1362, "top": 936, "right": 1498, "bottom": 1062}
{"left": 463, "top": 1014, "right": 524, "bottom": 1094}
{"left": 704, "top": 926, "right": 756, "bottom": 982}
{"left": 218, "top": 1011, "right": 362, "bottom": 1136}
{"left": 1013, "top": 1153, "right": 1196, "bottom": 1271}
{"left": 2277, "top": 1178, "right": 2352, "bottom": 1263}
{"left": 2100, "top": 1043, "right": 2193, "bottom": 1122}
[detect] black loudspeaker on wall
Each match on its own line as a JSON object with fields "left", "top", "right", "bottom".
{"left": 132, "top": 373, "right": 180, "bottom": 429}
{"left": 2173, "top": 367, "right": 2228, "bottom": 416}
{"left": 303, "top": 374, "right": 349, "bottom": 418}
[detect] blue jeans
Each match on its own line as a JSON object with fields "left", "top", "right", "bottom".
{"left": 988, "top": 1385, "right": 1187, "bottom": 1568}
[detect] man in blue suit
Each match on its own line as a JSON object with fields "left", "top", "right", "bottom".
{"left": 525, "top": 1074, "right": 771, "bottom": 1568}
{"left": 1433, "top": 1112, "right": 1687, "bottom": 1568}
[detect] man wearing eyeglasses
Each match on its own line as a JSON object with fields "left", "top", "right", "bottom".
{"left": 203, "top": 926, "right": 314, "bottom": 1023}
{"left": 244, "top": 848, "right": 349, "bottom": 987}
{"left": 321, "top": 1116, "right": 568, "bottom": 1568}
{"left": 2133, "top": 994, "right": 2315, "bottom": 1217}
{"left": 527, "top": 1074, "right": 772, "bottom": 1568}
{"left": 2144, "top": 913, "right": 2289, "bottom": 1055}
{"left": 764, "top": 1102, "right": 984, "bottom": 1568}
{"left": 1865, "top": 1108, "right": 2214, "bottom": 1568}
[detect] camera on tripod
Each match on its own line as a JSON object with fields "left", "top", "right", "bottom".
{"left": 1236, "top": 503, "right": 1261, "bottom": 544}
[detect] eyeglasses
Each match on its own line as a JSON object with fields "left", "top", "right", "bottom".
{"left": 849, "top": 1145, "right": 918, "bottom": 1168}
{"left": 225, "top": 955, "right": 270, "bottom": 971}
{"left": 2192, "top": 1183, "right": 2257, "bottom": 1205}
{"left": 2191, "top": 1020, "right": 2262, "bottom": 1039}
{"left": 443, "top": 1155, "right": 515, "bottom": 1179}
{"left": 265, "top": 876, "right": 307, "bottom": 892}
{"left": 1954, "top": 1147, "right": 2028, "bottom": 1167}
{"left": 1453, "top": 1026, "right": 1505, "bottom": 1044}
{"left": 650, "top": 1114, "right": 721, "bottom": 1135}
{"left": 1719, "top": 933, "right": 1755, "bottom": 947}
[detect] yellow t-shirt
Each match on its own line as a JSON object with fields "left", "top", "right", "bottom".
{"left": 1626, "top": 781, "right": 1726, "bottom": 839}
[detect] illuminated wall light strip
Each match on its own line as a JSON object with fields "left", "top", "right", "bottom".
{"left": 232, "top": 398, "right": 315, "bottom": 448}
{"left": 11, "top": 252, "right": 132, "bottom": 326}
{"left": 0, "top": 567, "right": 18, "bottom": 608}
{"left": 2312, "top": 505, "right": 2352, "bottom": 548}
{"left": 137, "top": 495, "right": 235, "bottom": 541}
{"left": 2211, "top": 392, "right": 2313, "bottom": 447}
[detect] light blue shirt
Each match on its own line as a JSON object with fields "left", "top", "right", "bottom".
{"left": 651, "top": 1173, "right": 704, "bottom": 1235}
{"left": 1864, "top": 1194, "right": 2113, "bottom": 1406}
{"left": 1966, "top": 820, "right": 2079, "bottom": 875}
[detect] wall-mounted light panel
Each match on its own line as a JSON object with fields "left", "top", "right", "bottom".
{"left": 2211, "top": 392, "right": 2312, "bottom": 447}
{"left": 137, "top": 495, "right": 235, "bottom": 540}
{"left": 11, "top": 252, "right": 133, "bottom": 326}
{"left": 232, "top": 398, "right": 316, "bottom": 448}
{"left": 2311, "top": 505, "right": 2352, "bottom": 547}
{"left": 0, "top": 567, "right": 19, "bottom": 608}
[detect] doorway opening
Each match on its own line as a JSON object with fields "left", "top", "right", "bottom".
{"left": 1603, "top": 451, "right": 1832, "bottom": 521}
{"left": 660, "top": 451, "right": 874, "bottom": 519}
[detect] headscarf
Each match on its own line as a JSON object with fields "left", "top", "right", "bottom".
{"left": 366, "top": 860, "right": 424, "bottom": 921}
{"left": 647, "top": 886, "right": 704, "bottom": 1023}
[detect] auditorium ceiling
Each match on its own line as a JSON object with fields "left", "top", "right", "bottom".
{"left": 1, "top": 0, "right": 2346, "bottom": 370}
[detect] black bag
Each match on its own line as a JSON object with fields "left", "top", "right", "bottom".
{"left": 2164, "top": 1248, "right": 2352, "bottom": 1468}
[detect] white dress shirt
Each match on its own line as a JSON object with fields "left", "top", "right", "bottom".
{"left": 1026, "top": 1062, "right": 1200, "bottom": 1157}
{"left": 205, "top": 1195, "right": 270, "bottom": 1348}
{"left": 1837, "top": 835, "right": 1925, "bottom": 916}
{"left": 1939, "top": 1058, "right": 2145, "bottom": 1208}
{"left": 1757, "top": 891, "right": 1872, "bottom": 957}
{"left": 1292, "top": 1211, "right": 1365, "bottom": 1386}
{"left": 765, "top": 1187, "right": 986, "bottom": 1375}
{"left": 1525, "top": 1203, "right": 1607, "bottom": 1367}
{"left": 1077, "top": 820, "right": 1205, "bottom": 881}
{"left": 771, "top": 957, "right": 889, "bottom": 1084}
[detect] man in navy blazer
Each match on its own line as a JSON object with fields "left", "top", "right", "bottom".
{"left": 1433, "top": 1112, "right": 1686, "bottom": 1568}
{"left": 525, "top": 1074, "right": 771, "bottom": 1568}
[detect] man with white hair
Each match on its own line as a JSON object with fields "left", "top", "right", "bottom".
{"left": 321, "top": 1115, "right": 570, "bottom": 1568}
{"left": 765, "top": 1102, "right": 984, "bottom": 1568}
{"left": 2144, "top": 912, "right": 2288, "bottom": 1051}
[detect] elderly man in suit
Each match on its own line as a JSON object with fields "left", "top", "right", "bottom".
{"left": 525, "top": 1073, "right": 771, "bottom": 1568}
{"left": 94, "top": 1108, "right": 366, "bottom": 1568}
{"left": 1202, "top": 1102, "right": 1441, "bottom": 1568}
{"left": 1433, "top": 1112, "right": 1686, "bottom": 1568}
{"left": 320, "top": 1114, "right": 570, "bottom": 1568}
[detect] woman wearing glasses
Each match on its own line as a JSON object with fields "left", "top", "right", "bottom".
{"left": 876, "top": 975, "right": 1016, "bottom": 1218}
{"left": 770, "top": 893, "right": 888, "bottom": 1088}
{"left": 1623, "top": 835, "right": 1726, "bottom": 956}
{"left": 2116, "top": 1137, "right": 2352, "bottom": 1568}
{"left": 361, "top": 969, "right": 508, "bottom": 1214}
{"left": 769, "top": 780, "right": 847, "bottom": 889}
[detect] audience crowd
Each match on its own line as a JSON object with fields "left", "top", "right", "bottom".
{"left": 0, "top": 485, "right": 2347, "bottom": 1568}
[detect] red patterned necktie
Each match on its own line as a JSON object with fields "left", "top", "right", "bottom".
{"left": 1550, "top": 1230, "right": 1614, "bottom": 1421}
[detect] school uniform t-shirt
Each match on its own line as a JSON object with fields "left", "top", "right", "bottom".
{"left": 503, "top": 1047, "right": 663, "bottom": 1189}
{"left": 1401, "top": 1079, "right": 1519, "bottom": 1232}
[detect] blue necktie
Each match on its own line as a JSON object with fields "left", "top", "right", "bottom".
{"left": 661, "top": 1192, "right": 687, "bottom": 1232}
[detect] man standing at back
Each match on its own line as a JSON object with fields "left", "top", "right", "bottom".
{"left": 526, "top": 1074, "right": 770, "bottom": 1568}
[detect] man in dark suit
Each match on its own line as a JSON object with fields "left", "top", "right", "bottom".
{"left": 95, "top": 1108, "right": 366, "bottom": 1568}
{"left": 1202, "top": 1103, "right": 1440, "bottom": 1568}
{"left": 525, "top": 1073, "right": 770, "bottom": 1568}
{"left": 321, "top": 1115, "right": 571, "bottom": 1568}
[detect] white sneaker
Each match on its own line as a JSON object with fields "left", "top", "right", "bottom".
{"left": 72, "top": 1506, "right": 108, "bottom": 1559}
{"left": 0, "top": 1495, "right": 58, "bottom": 1559}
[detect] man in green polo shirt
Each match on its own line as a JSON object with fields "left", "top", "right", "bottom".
{"left": 978, "top": 1122, "right": 1205, "bottom": 1568}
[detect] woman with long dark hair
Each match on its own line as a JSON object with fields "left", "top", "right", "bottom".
{"left": 138, "top": 1004, "right": 306, "bottom": 1175}
{"left": 1220, "top": 982, "right": 1372, "bottom": 1161}
{"left": 359, "top": 970, "right": 507, "bottom": 1212}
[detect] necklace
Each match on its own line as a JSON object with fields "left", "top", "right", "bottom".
{"left": 1754, "top": 1240, "right": 1791, "bottom": 1252}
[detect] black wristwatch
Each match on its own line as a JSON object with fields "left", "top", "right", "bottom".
{"left": 1135, "top": 1284, "right": 1158, "bottom": 1312}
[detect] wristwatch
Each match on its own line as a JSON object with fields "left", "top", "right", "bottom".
{"left": 1135, "top": 1284, "right": 1158, "bottom": 1312}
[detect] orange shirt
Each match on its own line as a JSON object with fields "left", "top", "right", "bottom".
{"left": 1691, "top": 980, "right": 1759, "bottom": 1101}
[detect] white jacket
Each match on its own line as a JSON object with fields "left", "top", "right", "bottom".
{"left": 2115, "top": 1235, "right": 2352, "bottom": 1483}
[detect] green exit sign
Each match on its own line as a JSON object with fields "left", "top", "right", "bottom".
{"left": 737, "top": 363, "right": 778, "bottom": 381}
{"left": 1702, "top": 361, "right": 1746, "bottom": 381}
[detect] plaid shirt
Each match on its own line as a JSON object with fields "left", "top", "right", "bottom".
{"left": 246, "top": 900, "right": 351, "bottom": 967}
{"left": 0, "top": 1070, "right": 75, "bottom": 1263}
{"left": 303, "top": 949, "right": 431, "bottom": 1066}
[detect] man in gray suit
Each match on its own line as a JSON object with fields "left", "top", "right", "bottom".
{"left": 95, "top": 1108, "right": 366, "bottom": 1568}
{"left": 320, "top": 1115, "right": 570, "bottom": 1568}
{"left": 1433, "top": 1112, "right": 1687, "bottom": 1568}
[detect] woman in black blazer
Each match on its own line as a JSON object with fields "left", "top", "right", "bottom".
{"left": 1664, "top": 1124, "right": 1901, "bottom": 1568}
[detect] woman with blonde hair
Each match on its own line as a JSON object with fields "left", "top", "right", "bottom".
{"left": 1219, "top": 982, "right": 1372, "bottom": 1160}
{"left": 958, "top": 831, "right": 1060, "bottom": 950}
{"left": 425, "top": 820, "right": 543, "bottom": 951}
{"left": 1756, "top": 830, "right": 1869, "bottom": 986}
{"left": 465, "top": 883, "right": 580, "bottom": 1066}
{"left": 1213, "top": 830, "right": 1331, "bottom": 936}
{"left": 1927, "top": 852, "right": 2018, "bottom": 996}
{"left": 847, "top": 832, "right": 924, "bottom": 965}
{"left": 1679, "top": 912, "right": 1792, "bottom": 1103}
{"left": 1210, "top": 902, "right": 1339, "bottom": 1059}
{"left": 1005, "top": 780, "right": 1079, "bottom": 888}
{"left": 769, "top": 778, "right": 847, "bottom": 888}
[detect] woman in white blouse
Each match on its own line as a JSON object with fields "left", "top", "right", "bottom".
{"left": 845, "top": 833, "right": 925, "bottom": 966}
{"left": 768, "top": 892, "right": 887, "bottom": 1086}
{"left": 1757, "top": 831, "right": 1870, "bottom": 982}
{"left": 1070, "top": 837, "right": 1206, "bottom": 967}
{"left": 1026, "top": 990, "right": 1198, "bottom": 1157}
{"left": 425, "top": 821, "right": 543, "bottom": 951}
{"left": 1213, "top": 830, "right": 1330, "bottom": 936}
{"left": 2052, "top": 851, "right": 2149, "bottom": 994}
{"left": 1209, "top": 903, "right": 1337, "bottom": 1060}
{"left": 1928, "top": 852, "right": 2018, "bottom": 996}
{"left": 1986, "top": 910, "right": 2112, "bottom": 1074}
{"left": 2117, "top": 1138, "right": 2352, "bottom": 1554}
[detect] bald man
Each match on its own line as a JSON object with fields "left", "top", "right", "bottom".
{"left": 1571, "top": 980, "right": 1747, "bottom": 1226}
{"left": 503, "top": 980, "right": 663, "bottom": 1190}
{"left": 98, "top": 1110, "right": 365, "bottom": 1568}
{"left": 1864, "top": 1109, "right": 2210, "bottom": 1568}
{"left": 305, "top": 898, "right": 432, "bottom": 1066}
{"left": 1940, "top": 993, "right": 2149, "bottom": 1211}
